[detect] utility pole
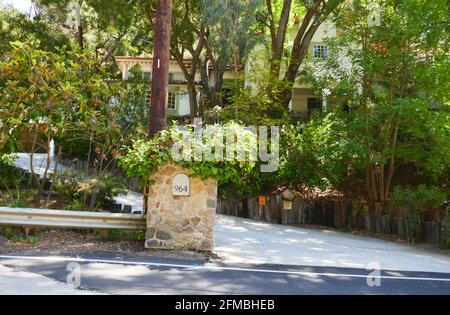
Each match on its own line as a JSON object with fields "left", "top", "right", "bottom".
{"left": 149, "top": 0, "right": 173, "bottom": 137}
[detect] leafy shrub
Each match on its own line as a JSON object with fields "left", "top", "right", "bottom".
{"left": 64, "top": 199, "right": 92, "bottom": 211}
{"left": 393, "top": 185, "right": 447, "bottom": 242}
{"left": 55, "top": 171, "right": 126, "bottom": 211}
{"left": 0, "top": 155, "right": 21, "bottom": 189}
{"left": 0, "top": 185, "right": 28, "bottom": 208}
{"left": 0, "top": 227, "right": 23, "bottom": 242}
{"left": 278, "top": 114, "right": 363, "bottom": 190}
{"left": 103, "top": 230, "right": 124, "bottom": 241}
{"left": 26, "top": 235, "right": 40, "bottom": 244}
{"left": 133, "top": 230, "right": 146, "bottom": 241}
{"left": 118, "top": 122, "right": 260, "bottom": 197}
{"left": 393, "top": 185, "right": 447, "bottom": 212}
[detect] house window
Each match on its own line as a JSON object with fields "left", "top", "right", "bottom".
{"left": 168, "top": 92, "right": 177, "bottom": 110}
{"left": 313, "top": 45, "right": 328, "bottom": 59}
{"left": 307, "top": 97, "right": 323, "bottom": 114}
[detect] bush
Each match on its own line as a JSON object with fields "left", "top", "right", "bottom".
{"left": 277, "top": 114, "right": 362, "bottom": 190}
{"left": 133, "top": 230, "right": 146, "bottom": 241}
{"left": 393, "top": 185, "right": 447, "bottom": 212}
{"left": 54, "top": 171, "right": 126, "bottom": 211}
{"left": 118, "top": 122, "right": 260, "bottom": 197}
{"left": 393, "top": 185, "right": 447, "bottom": 242}
{"left": 0, "top": 155, "right": 21, "bottom": 189}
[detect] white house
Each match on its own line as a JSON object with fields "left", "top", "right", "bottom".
{"left": 114, "top": 17, "right": 342, "bottom": 117}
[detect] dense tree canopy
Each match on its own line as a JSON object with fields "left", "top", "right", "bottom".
{"left": 0, "top": 0, "right": 448, "bottom": 217}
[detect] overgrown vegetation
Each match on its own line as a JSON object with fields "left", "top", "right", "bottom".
{"left": 54, "top": 171, "right": 126, "bottom": 211}
{"left": 118, "top": 122, "right": 260, "bottom": 197}
{"left": 393, "top": 185, "right": 447, "bottom": 242}
{"left": 0, "top": 0, "right": 449, "bottom": 246}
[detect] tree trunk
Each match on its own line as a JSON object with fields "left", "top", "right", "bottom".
{"left": 214, "top": 65, "right": 225, "bottom": 107}
{"left": 280, "top": 19, "right": 322, "bottom": 107}
{"left": 75, "top": 2, "right": 84, "bottom": 50}
{"left": 271, "top": 0, "right": 343, "bottom": 108}
{"left": 149, "top": 0, "right": 172, "bottom": 137}
{"left": 384, "top": 125, "right": 399, "bottom": 201}
{"left": 187, "top": 79, "right": 198, "bottom": 116}
{"left": 266, "top": 0, "right": 292, "bottom": 79}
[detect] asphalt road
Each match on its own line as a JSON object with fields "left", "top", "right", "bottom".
{"left": 0, "top": 252, "right": 449, "bottom": 295}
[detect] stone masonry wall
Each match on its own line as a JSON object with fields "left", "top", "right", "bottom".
{"left": 145, "top": 164, "right": 217, "bottom": 251}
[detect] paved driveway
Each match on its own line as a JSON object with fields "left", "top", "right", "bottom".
{"left": 215, "top": 215, "right": 450, "bottom": 273}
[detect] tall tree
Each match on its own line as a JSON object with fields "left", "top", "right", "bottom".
{"left": 304, "top": 0, "right": 449, "bottom": 209}
{"left": 0, "top": 6, "right": 71, "bottom": 54}
{"left": 170, "top": 0, "right": 206, "bottom": 116}
{"left": 265, "top": 0, "right": 344, "bottom": 107}
{"left": 200, "top": 0, "right": 263, "bottom": 110}
{"left": 34, "top": 0, "right": 138, "bottom": 64}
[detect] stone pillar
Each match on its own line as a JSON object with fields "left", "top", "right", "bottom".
{"left": 145, "top": 164, "right": 217, "bottom": 251}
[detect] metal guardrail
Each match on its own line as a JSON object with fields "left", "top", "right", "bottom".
{"left": 0, "top": 207, "right": 146, "bottom": 230}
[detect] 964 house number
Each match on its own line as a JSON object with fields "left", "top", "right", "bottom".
{"left": 173, "top": 185, "right": 188, "bottom": 193}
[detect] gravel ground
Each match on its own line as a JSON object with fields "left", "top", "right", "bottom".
{"left": 0, "top": 229, "right": 216, "bottom": 262}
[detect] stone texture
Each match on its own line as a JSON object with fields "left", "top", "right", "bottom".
{"left": 145, "top": 163, "right": 217, "bottom": 252}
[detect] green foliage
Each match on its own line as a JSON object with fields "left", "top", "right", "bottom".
{"left": 55, "top": 171, "right": 126, "bottom": 211}
{"left": 299, "top": 0, "right": 450, "bottom": 204}
{"left": 343, "top": 99, "right": 450, "bottom": 184}
{"left": 26, "top": 235, "right": 40, "bottom": 244}
{"left": 278, "top": 113, "right": 363, "bottom": 189}
{"left": 276, "top": 97, "right": 449, "bottom": 194}
{"left": 1, "top": 227, "right": 19, "bottom": 240}
{"left": 220, "top": 71, "right": 290, "bottom": 126}
{"left": 200, "top": 0, "right": 263, "bottom": 68}
{"left": 102, "top": 230, "right": 124, "bottom": 241}
{"left": 0, "top": 227, "right": 38, "bottom": 243}
{"left": 393, "top": 185, "right": 447, "bottom": 242}
{"left": 0, "top": 186, "right": 29, "bottom": 208}
{"left": 116, "top": 64, "right": 150, "bottom": 136}
{"left": 2, "top": 229, "right": 23, "bottom": 242}
{"left": 279, "top": 122, "right": 324, "bottom": 189}
{"left": 133, "top": 230, "right": 146, "bottom": 241}
{"left": 64, "top": 199, "right": 92, "bottom": 212}
{"left": 118, "top": 122, "right": 260, "bottom": 196}
{"left": 393, "top": 185, "right": 447, "bottom": 213}
{"left": 34, "top": 0, "right": 142, "bottom": 68}
{"left": 0, "top": 7, "right": 71, "bottom": 55}
{"left": 0, "top": 155, "right": 21, "bottom": 189}
{"left": 0, "top": 41, "right": 123, "bottom": 155}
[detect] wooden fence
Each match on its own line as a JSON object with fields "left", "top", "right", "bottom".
{"left": 217, "top": 196, "right": 448, "bottom": 247}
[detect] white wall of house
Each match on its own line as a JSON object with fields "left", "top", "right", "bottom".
{"left": 116, "top": 19, "right": 339, "bottom": 116}
{"left": 178, "top": 92, "right": 190, "bottom": 116}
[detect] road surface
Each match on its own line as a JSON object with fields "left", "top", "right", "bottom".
{"left": 0, "top": 252, "right": 449, "bottom": 295}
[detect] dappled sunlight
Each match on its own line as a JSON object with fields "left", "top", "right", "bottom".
{"left": 81, "top": 263, "right": 151, "bottom": 281}
{"left": 0, "top": 264, "right": 100, "bottom": 295}
{"left": 215, "top": 215, "right": 450, "bottom": 273}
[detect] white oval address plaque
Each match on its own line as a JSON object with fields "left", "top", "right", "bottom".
{"left": 172, "top": 174, "right": 190, "bottom": 196}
